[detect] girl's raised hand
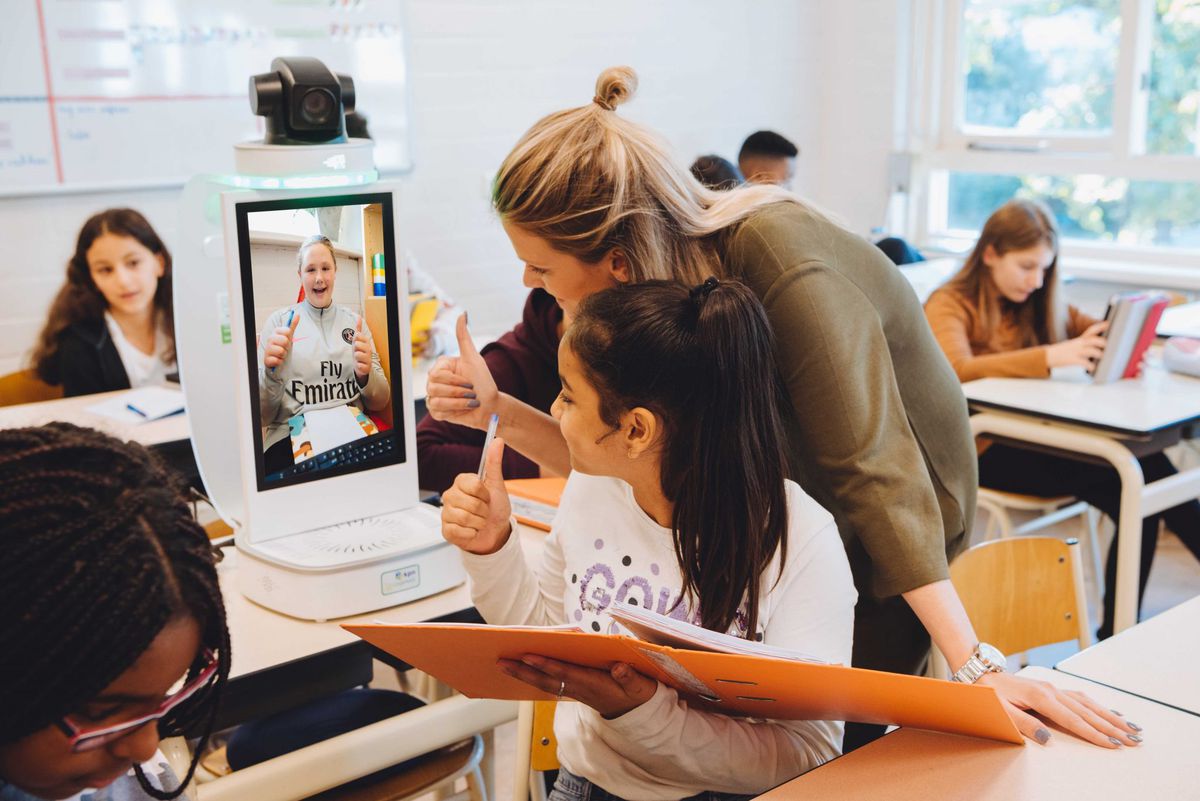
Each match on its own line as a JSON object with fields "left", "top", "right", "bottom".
{"left": 353, "top": 316, "right": 372, "bottom": 382}
{"left": 1046, "top": 320, "right": 1108, "bottom": 369}
{"left": 425, "top": 313, "right": 500, "bottom": 430}
{"left": 263, "top": 311, "right": 301, "bottom": 369}
{"left": 440, "top": 437, "right": 513, "bottom": 555}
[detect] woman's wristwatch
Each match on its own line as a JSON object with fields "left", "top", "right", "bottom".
{"left": 950, "top": 642, "right": 1007, "bottom": 684}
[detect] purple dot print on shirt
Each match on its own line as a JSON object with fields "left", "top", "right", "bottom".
{"left": 574, "top": 610, "right": 583, "bottom": 622}
{"left": 650, "top": 563, "right": 660, "bottom": 576}
{"left": 594, "top": 538, "right": 604, "bottom": 550}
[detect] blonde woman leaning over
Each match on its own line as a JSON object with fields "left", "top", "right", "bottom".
{"left": 926, "top": 198, "right": 1200, "bottom": 640}
{"left": 426, "top": 67, "right": 1142, "bottom": 752}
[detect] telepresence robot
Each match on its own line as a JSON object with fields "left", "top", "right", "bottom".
{"left": 175, "top": 57, "right": 464, "bottom": 620}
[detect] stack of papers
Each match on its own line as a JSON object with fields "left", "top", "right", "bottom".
{"left": 86, "top": 386, "right": 186, "bottom": 425}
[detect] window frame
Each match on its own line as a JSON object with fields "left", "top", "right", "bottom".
{"left": 907, "top": 0, "right": 1200, "bottom": 281}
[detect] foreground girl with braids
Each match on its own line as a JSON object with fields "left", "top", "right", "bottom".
{"left": 0, "top": 423, "right": 229, "bottom": 801}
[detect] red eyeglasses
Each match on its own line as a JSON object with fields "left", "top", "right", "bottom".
{"left": 56, "top": 650, "right": 219, "bottom": 753}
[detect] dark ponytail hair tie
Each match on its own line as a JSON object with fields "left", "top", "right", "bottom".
{"left": 690, "top": 277, "right": 720, "bottom": 304}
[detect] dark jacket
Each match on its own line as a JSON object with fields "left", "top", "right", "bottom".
{"left": 416, "top": 289, "right": 563, "bottom": 492}
{"left": 56, "top": 319, "right": 131, "bottom": 397}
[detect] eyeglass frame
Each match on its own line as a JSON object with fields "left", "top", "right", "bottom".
{"left": 55, "top": 649, "right": 219, "bottom": 753}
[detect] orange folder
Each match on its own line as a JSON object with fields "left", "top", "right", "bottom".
{"left": 343, "top": 622, "right": 1024, "bottom": 745}
{"left": 504, "top": 477, "right": 566, "bottom": 531}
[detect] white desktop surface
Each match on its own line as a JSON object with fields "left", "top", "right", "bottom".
{"left": 756, "top": 666, "right": 1197, "bottom": 800}
{"left": 221, "top": 523, "right": 547, "bottom": 680}
{"left": 963, "top": 365, "right": 1200, "bottom": 435}
{"left": 1057, "top": 594, "right": 1200, "bottom": 716}
{"left": 0, "top": 386, "right": 189, "bottom": 446}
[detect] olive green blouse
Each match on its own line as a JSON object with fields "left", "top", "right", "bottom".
{"left": 723, "top": 202, "right": 977, "bottom": 599}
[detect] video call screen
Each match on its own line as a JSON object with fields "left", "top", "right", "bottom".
{"left": 235, "top": 193, "right": 406, "bottom": 491}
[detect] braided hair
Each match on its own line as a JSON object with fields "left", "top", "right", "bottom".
{"left": 0, "top": 423, "right": 229, "bottom": 799}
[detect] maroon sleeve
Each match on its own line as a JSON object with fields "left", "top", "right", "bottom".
{"left": 416, "top": 289, "right": 563, "bottom": 492}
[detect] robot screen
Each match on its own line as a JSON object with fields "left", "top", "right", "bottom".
{"left": 234, "top": 193, "right": 406, "bottom": 491}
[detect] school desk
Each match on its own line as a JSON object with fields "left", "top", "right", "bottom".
{"left": 1057, "top": 593, "right": 1200, "bottom": 717}
{"left": 200, "top": 523, "right": 547, "bottom": 801}
{"left": 963, "top": 364, "right": 1200, "bottom": 634}
{"left": 0, "top": 385, "right": 190, "bottom": 446}
{"left": 755, "top": 666, "right": 1198, "bottom": 800}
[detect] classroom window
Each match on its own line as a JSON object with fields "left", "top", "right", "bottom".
{"left": 915, "top": 0, "right": 1200, "bottom": 273}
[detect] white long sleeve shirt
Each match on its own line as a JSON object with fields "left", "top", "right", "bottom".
{"left": 461, "top": 472, "right": 857, "bottom": 800}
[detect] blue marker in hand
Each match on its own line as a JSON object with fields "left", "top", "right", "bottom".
{"left": 268, "top": 309, "right": 299, "bottom": 374}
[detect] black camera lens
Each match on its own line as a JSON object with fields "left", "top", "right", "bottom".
{"left": 299, "top": 87, "right": 336, "bottom": 125}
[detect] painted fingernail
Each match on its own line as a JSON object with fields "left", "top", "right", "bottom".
{"left": 1127, "top": 721, "right": 1142, "bottom": 732}
{"left": 1110, "top": 709, "right": 1123, "bottom": 716}
{"left": 1034, "top": 728, "right": 1050, "bottom": 744}
{"left": 463, "top": 392, "right": 477, "bottom": 399}
{"left": 1108, "top": 736, "right": 1122, "bottom": 747}
{"left": 468, "top": 400, "right": 481, "bottom": 408}
{"left": 1128, "top": 734, "right": 1142, "bottom": 743}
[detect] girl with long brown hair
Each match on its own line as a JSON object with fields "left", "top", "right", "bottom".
{"left": 441, "top": 280, "right": 855, "bottom": 800}
{"left": 426, "top": 66, "right": 1142, "bottom": 751}
{"left": 926, "top": 198, "right": 1200, "bottom": 639}
{"left": 30, "top": 209, "right": 176, "bottom": 397}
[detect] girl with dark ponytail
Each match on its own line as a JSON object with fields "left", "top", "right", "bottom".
{"left": 440, "top": 280, "right": 856, "bottom": 801}
{"left": 0, "top": 423, "right": 229, "bottom": 801}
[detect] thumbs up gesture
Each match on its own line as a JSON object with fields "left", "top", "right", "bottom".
{"left": 441, "top": 437, "right": 513, "bottom": 555}
{"left": 353, "top": 315, "right": 373, "bottom": 382}
{"left": 264, "top": 311, "right": 301, "bottom": 370}
{"left": 426, "top": 312, "right": 500, "bottom": 431}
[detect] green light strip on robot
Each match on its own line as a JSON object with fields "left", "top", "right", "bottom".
{"left": 212, "top": 169, "right": 379, "bottom": 190}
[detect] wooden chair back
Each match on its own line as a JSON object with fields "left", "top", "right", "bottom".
{"left": 0, "top": 369, "right": 63, "bottom": 407}
{"left": 950, "top": 536, "right": 1093, "bottom": 655}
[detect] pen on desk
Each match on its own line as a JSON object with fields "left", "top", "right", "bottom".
{"left": 477, "top": 413, "right": 500, "bottom": 480}
{"left": 126, "top": 403, "right": 148, "bottom": 418}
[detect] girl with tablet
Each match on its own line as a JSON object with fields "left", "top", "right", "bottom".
{"left": 0, "top": 423, "right": 229, "bottom": 800}
{"left": 925, "top": 198, "right": 1200, "bottom": 638}
{"left": 441, "top": 280, "right": 856, "bottom": 800}
{"left": 31, "top": 209, "right": 176, "bottom": 397}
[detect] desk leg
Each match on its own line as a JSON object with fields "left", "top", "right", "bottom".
{"left": 970, "top": 414, "right": 1144, "bottom": 634}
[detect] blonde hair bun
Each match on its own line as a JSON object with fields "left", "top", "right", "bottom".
{"left": 594, "top": 66, "right": 638, "bottom": 110}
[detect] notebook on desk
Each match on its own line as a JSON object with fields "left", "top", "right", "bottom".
{"left": 505, "top": 477, "right": 566, "bottom": 531}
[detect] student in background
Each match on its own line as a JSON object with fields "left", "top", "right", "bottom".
{"left": 416, "top": 288, "right": 561, "bottom": 492}
{"left": 426, "top": 66, "right": 1142, "bottom": 751}
{"left": 0, "top": 423, "right": 229, "bottom": 801}
{"left": 689, "top": 154, "right": 743, "bottom": 190}
{"left": 258, "top": 234, "right": 388, "bottom": 474}
{"left": 925, "top": 197, "right": 1200, "bottom": 638}
{"left": 31, "top": 209, "right": 176, "bottom": 397}
{"left": 441, "top": 280, "right": 856, "bottom": 800}
{"left": 737, "top": 130, "right": 798, "bottom": 188}
{"left": 732, "top": 137, "right": 922, "bottom": 265}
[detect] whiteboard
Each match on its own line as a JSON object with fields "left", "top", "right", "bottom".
{"left": 0, "top": 0, "right": 411, "bottom": 196}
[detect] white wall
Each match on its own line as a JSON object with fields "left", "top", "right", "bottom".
{"left": 1, "top": 0, "right": 905, "bottom": 376}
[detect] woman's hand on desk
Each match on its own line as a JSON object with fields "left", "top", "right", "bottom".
{"left": 1046, "top": 321, "right": 1108, "bottom": 369}
{"left": 425, "top": 313, "right": 499, "bottom": 430}
{"left": 979, "top": 671, "right": 1144, "bottom": 748}
{"left": 499, "top": 654, "right": 657, "bottom": 719}
{"left": 441, "top": 438, "right": 513, "bottom": 555}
